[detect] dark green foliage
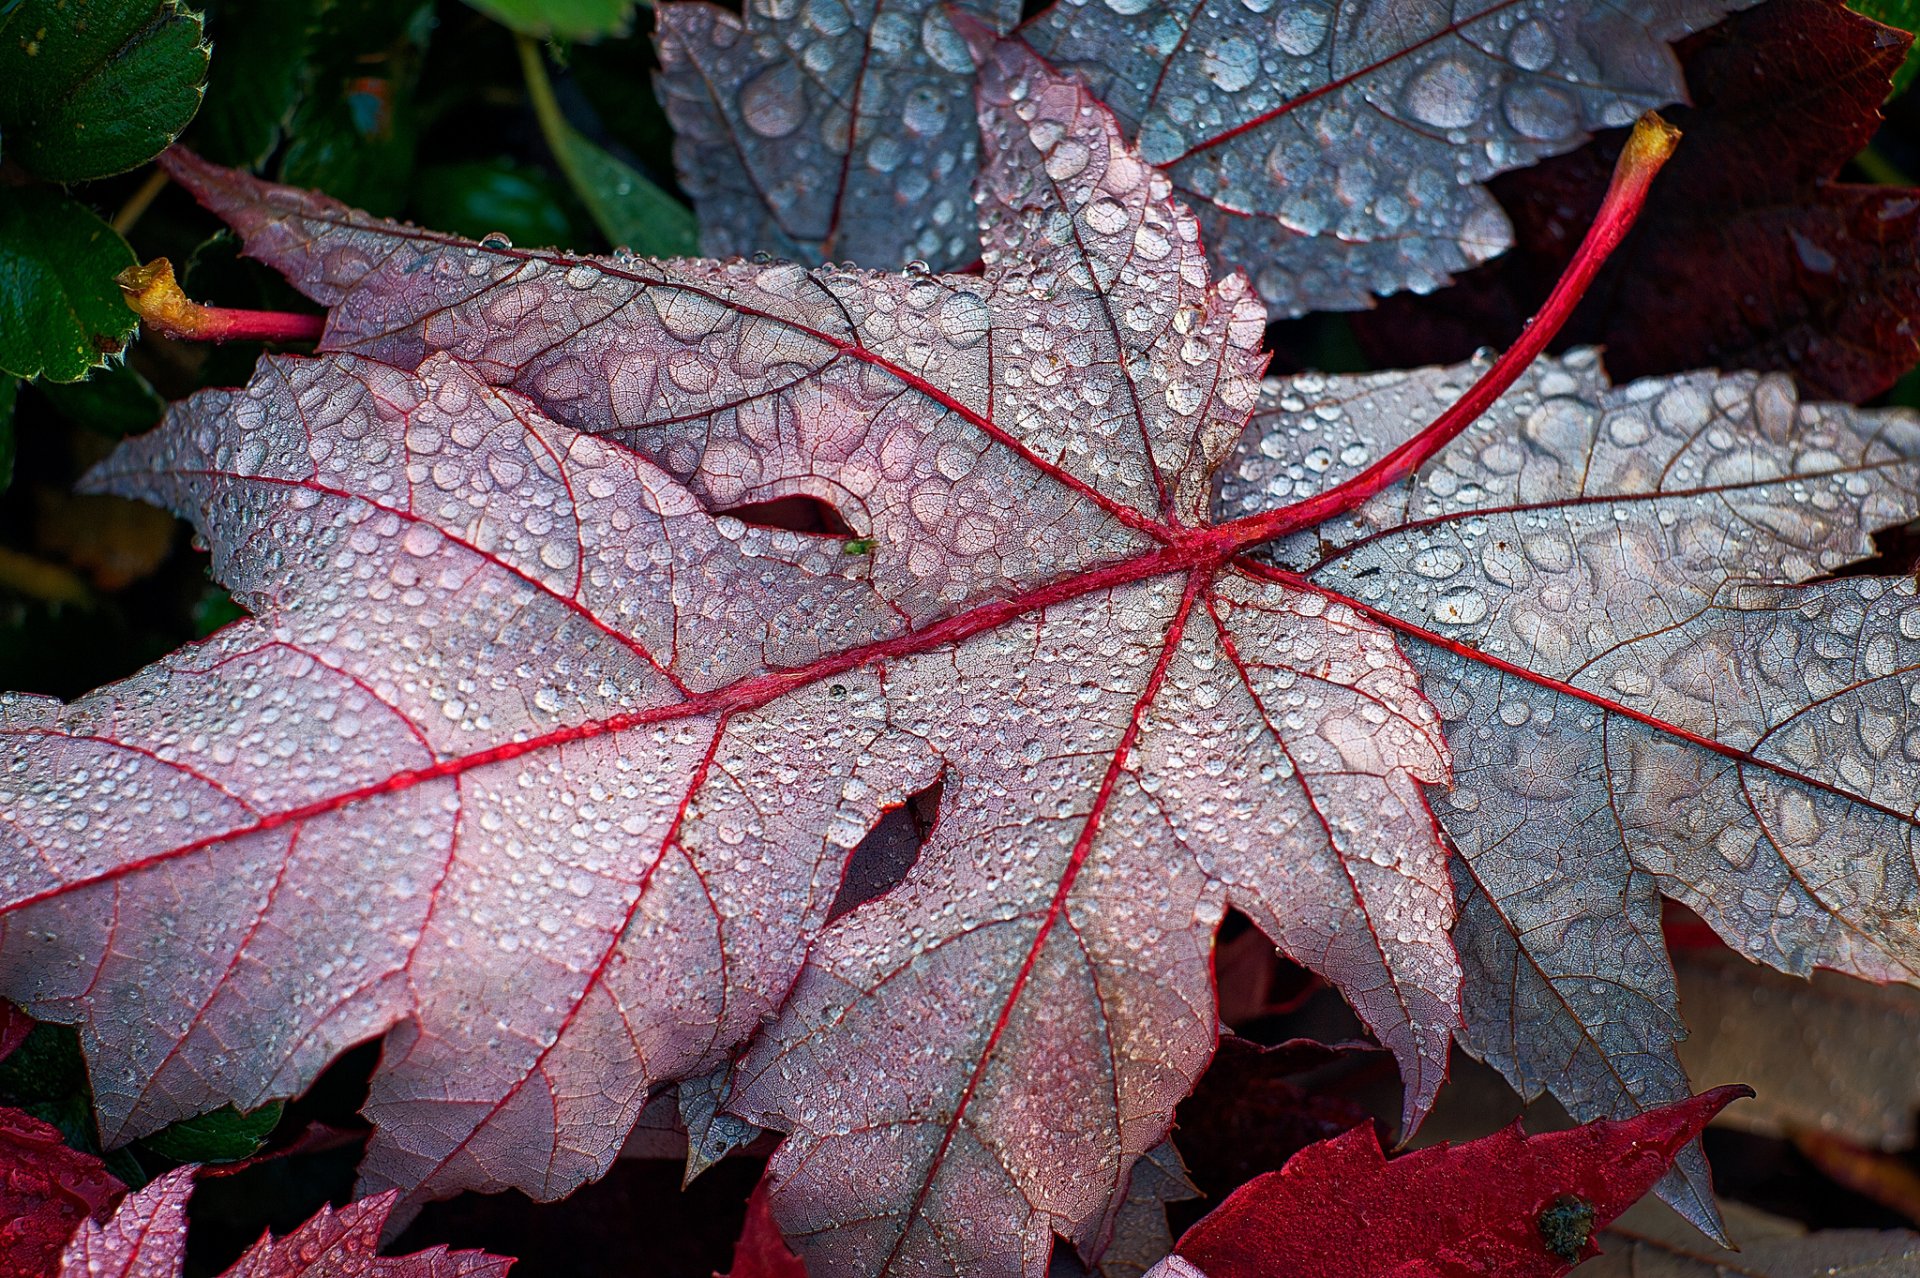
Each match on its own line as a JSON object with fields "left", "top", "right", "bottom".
{"left": 276, "top": 0, "right": 436, "bottom": 213}
{"left": 193, "top": 0, "right": 327, "bottom": 166}
{"left": 462, "top": 0, "right": 637, "bottom": 39}
{"left": 0, "top": 189, "right": 138, "bottom": 382}
{"left": 413, "top": 157, "right": 588, "bottom": 248}
{"left": 0, "top": 0, "right": 209, "bottom": 181}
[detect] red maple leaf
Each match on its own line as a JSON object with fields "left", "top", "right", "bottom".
{"left": 1158, "top": 1085, "right": 1749, "bottom": 1278}
{"left": 55, "top": 1167, "right": 511, "bottom": 1278}
{"left": 0, "top": 1106, "right": 124, "bottom": 1277}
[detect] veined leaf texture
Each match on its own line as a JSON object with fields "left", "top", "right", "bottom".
{"left": 1, "top": 5, "right": 1917, "bottom": 1277}
{"left": 656, "top": 0, "right": 1758, "bottom": 313}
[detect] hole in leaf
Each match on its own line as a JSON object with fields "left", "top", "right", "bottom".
{"left": 712, "top": 494, "right": 854, "bottom": 537}
{"left": 828, "top": 776, "right": 944, "bottom": 922}
{"left": 1822, "top": 516, "right": 1920, "bottom": 578}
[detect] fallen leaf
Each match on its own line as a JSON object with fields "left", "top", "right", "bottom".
{"left": 655, "top": 0, "right": 1756, "bottom": 314}
{"left": 6, "top": 22, "right": 1918, "bottom": 1278}
{"left": 1152, "top": 1086, "right": 1749, "bottom": 1278}
{"left": 56, "top": 1167, "right": 513, "bottom": 1278}
{"left": 654, "top": 0, "right": 1020, "bottom": 271}
{"left": 1218, "top": 350, "right": 1920, "bottom": 1233}
{"left": 1791, "top": 1129, "right": 1920, "bottom": 1225}
{"left": 9, "top": 38, "right": 1466, "bottom": 1278}
{"left": 1675, "top": 945, "right": 1920, "bottom": 1151}
{"left": 1354, "top": 0, "right": 1920, "bottom": 401}
{"left": 0, "top": 1105, "right": 124, "bottom": 1277}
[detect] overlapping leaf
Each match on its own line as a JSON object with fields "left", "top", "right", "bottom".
{"left": 1153, "top": 1086, "right": 1746, "bottom": 1278}
{"left": 1216, "top": 350, "right": 1920, "bottom": 1231}
{"left": 2, "top": 38, "right": 1468, "bottom": 1278}
{"left": 1354, "top": 0, "right": 1920, "bottom": 402}
{"left": 654, "top": 0, "right": 1753, "bottom": 314}
{"left": 655, "top": 0, "right": 1020, "bottom": 270}
{"left": 56, "top": 1167, "right": 512, "bottom": 1278}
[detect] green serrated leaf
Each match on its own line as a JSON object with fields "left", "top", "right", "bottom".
{"left": 194, "top": 0, "right": 328, "bottom": 167}
{"left": 464, "top": 0, "right": 637, "bottom": 40}
{"left": 0, "top": 0, "right": 210, "bottom": 181}
{"left": 1850, "top": 0, "right": 1920, "bottom": 95}
{"left": 517, "top": 37, "right": 697, "bottom": 256}
{"left": 136, "top": 1100, "right": 283, "bottom": 1163}
{"left": 412, "top": 158, "right": 587, "bottom": 248}
{"left": 0, "top": 188, "right": 138, "bottom": 383}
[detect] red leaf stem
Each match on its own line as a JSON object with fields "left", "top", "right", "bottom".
{"left": 1214, "top": 111, "right": 1682, "bottom": 553}
{"left": 117, "top": 258, "right": 325, "bottom": 345}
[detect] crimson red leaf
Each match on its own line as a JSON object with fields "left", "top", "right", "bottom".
{"left": 721, "top": 1176, "right": 808, "bottom": 1278}
{"left": 0, "top": 1105, "right": 124, "bottom": 1277}
{"left": 0, "top": 999, "right": 31, "bottom": 1063}
{"left": 1161, "top": 1085, "right": 1749, "bottom": 1278}
{"left": 56, "top": 1168, "right": 513, "bottom": 1278}
{"left": 1353, "top": 0, "right": 1920, "bottom": 401}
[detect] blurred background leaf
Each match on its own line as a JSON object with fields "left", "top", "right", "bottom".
{"left": 463, "top": 0, "right": 638, "bottom": 40}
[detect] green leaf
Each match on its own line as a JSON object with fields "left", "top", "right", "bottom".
{"left": 136, "top": 1101, "right": 283, "bottom": 1163}
{"left": 517, "top": 37, "right": 696, "bottom": 256}
{"left": 191, "top": 584, "right": 246, "bottom": 635}
{"left": 0, "top": 188, "right": 138, "bottom": 382}
{"left": 35, "top": 361, "right": 165, "bottom": 437}
{"left": 278, "top": 0, "right": 434, "bottom": 214}
{"left": 463, "top": 0, "right": 637, "bottom": 40}
{"left": 194, "top": 0, "right": 327, "bottom": 167}
{"left": 0, "top": 1019, "right": 101, "bottom": 1154}
{"left": 1850, "top": 0, "right": 1920, "bottom": 95}
{"left": 412, "top": 158, "right": 587, "bottom": 248}
{"left": 0, "top": 0, "right": 210, "bottom": 181}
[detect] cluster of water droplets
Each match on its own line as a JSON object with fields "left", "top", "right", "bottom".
{"left": 1025, "top": 0, "right": 1746, "bottom": 315}
{"left": 655, "top": 0, "right": 1018, "bottom": 271}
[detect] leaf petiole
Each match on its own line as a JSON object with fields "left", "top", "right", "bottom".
{"left": 116, "top": 257, "right": 325, "bottom": 344}
{"left": 1218, "top": 111, "right": 1682, "bottom": 554}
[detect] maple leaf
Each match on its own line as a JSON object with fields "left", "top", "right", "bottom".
{"left": 654, "top": 0, "right": 1020, "bottom": 272}
{"left": 654, "top": 0, "right": 1753, "bottom": 314}
{"left": 1354, "top": 0, "right": 1920, "bottom": 402}
{"left": 1143, "top": 1085, "right": 1747, "bottom": 1278}
{"left": 1, "top": 33, "right": 1504, "bottom": 1276}
{"left": 721, "top": 1175, "right": 810, "bottom": 1278}
{"left": 1217, "top": 350, "right": 1920, "bottom": 1231}
{"left": 55, "top": 1166, "right": 512, "bottom": 1278}
{"left": 0, "top": 1105, "right": 125, "bottom": 1276}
